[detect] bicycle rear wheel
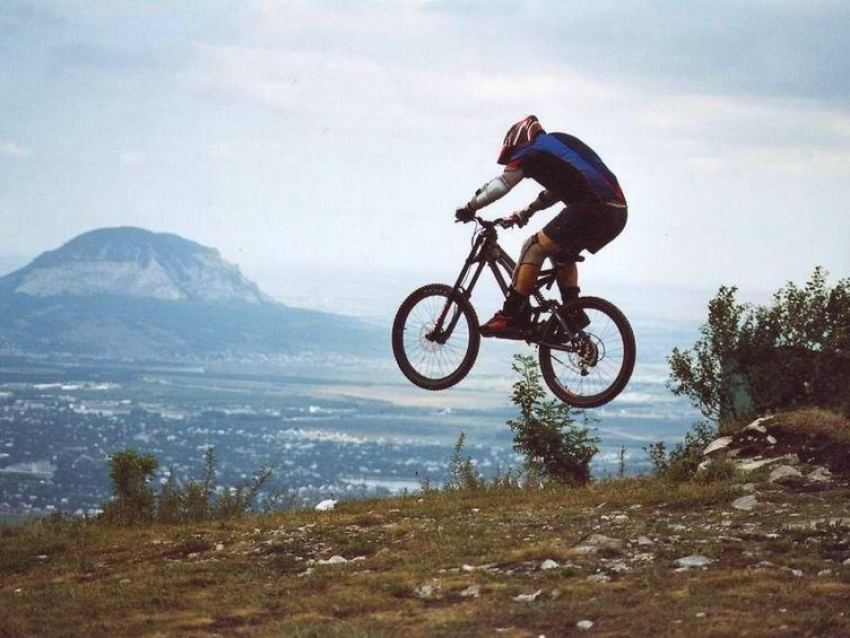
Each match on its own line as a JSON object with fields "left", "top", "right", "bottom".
{"left": 392, "top": 284, "right": 480, "bottom": 391}
{"left": 538, "top": 296, "right": 635, "bottom": 408}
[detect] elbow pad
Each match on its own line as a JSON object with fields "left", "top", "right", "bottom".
{"left": 469, "top": 176, "right": 511, "bottom": 210}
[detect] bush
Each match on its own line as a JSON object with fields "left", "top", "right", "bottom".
{"left": 101, "top": 450, "right": 158, "bottom": 524}
{"left": 507, "top": 354, "right": 599, "bottom": 486}
{"left": 102, "top": 446, "right": 275, "bottom": 525}
{"left": 443, "top": 432, "right": 484, "bottom": 491}
{"left": 669, "top": 268, "right": 850, "bottom": 422}
{"left": 645, "top": 421, "right": 716, "bottom": 482}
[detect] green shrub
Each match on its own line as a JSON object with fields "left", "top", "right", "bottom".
{"left": 669, "top": 267, "right": 850, "bottom": 422}
{"left": 101, "top": 449, "right": 158, "bottom": 524}
{"left": 443, "top": 432, "right": 484, "bottom": 491}
{"left": 101, "top": 446, "right": 275, "bottom": 525}
{"left": 507, "top": 354, "right": 599, "bottom": 486}
{"left": 645, "top": 421, "right": 716, "bottom": 482}
{"left": 694, "top": 457, "right": 737, "bottom": 484}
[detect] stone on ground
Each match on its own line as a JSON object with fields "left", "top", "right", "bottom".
{"left": 769, "top": 465, "right": 802, "bottom": 483}
{"left": 675, "top": 555, "right": 714, "bottom": 568}
{"left": 703, "top": 436, "right": 734, "bottom": 457}
{"left": 732, "top": 494, "right": 758, "bottom": 511}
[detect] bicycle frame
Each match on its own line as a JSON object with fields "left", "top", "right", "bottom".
{"left": 428, "top": 219, "right": 565, "bottom": 345}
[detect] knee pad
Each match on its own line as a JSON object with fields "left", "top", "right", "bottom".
{"left": 512, "top": 233, "right": 548, "bottom": 285}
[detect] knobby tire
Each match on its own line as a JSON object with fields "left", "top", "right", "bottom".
{"left": 391, "top": 284, "right": 480, "bottom": 391}
{"left": 538, "top": 296, "right": 636, "bottom": 408}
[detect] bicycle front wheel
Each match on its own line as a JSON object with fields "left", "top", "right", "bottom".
{"left": 539, "top": 296, "right": 636, "bottom": 408}
{"left": 392, "top": 284, "right": 480, "bottom": 391}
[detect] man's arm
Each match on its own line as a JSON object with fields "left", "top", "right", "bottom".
{"left": 513, "top": 189, "right": 559, "bottom": 226}
{"left": 465, "top": 166, "right": 524, "bottom": 212}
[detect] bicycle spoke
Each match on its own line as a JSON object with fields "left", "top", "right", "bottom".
{"left": 398, "top": 289, "right": 474, "bottom": 383}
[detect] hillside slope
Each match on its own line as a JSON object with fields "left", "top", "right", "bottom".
{"left": 2, "top": 468, "right": 849, "bottom": 636}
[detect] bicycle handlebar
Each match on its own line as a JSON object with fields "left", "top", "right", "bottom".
{"left": 455, "top": 216, "right": 515, "bottom": 229}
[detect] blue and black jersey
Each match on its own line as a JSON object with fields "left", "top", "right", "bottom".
{"left": 506, "top": 133, "right": 626, "bottom": 207}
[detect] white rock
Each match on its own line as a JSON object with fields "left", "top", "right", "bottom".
{"left": 790, "top": 568, "right": 803, "bottom": 578}
{"left": 415, "top": 584, "right": 440, "bottom": 598}
{"left": 317, "top": 555, "right": 347, "bottom": 565}
{"left": 732, "top": 494, "right": 758, "bottom": 511}
{"left": 459, "top": 585, "right": 480, "bottom": 598}
{"left": 818, "top": 569, "right": 832, "bottom": 577}
{"left": 586, "top": 573, "right": 611, "bottom": 583}
{"left": 576, "top": 620, "right": 594, "bottom": 630}
{"left": 675, "top": 555, "right": 714, "bottom": 568}
{"left": 462, "top": 563, "right": 496, "bottom": 572}
{"left": 843, "top": 558, "right": 850, "bottom": 566}
{"left": 215, "top": 543, "right": 225, "bottom": 552}
{"left": 703, "top": 436, "right": 734, "bottom": 457}
{"left": 636, "top": 535, "right": 654, "bottom": 546}
{"left": 697, "top": 459, "right": 712, "bottom": 472}
{"left": 766, "top": 435, "right": 777, "bottom": 445}
{"left": 736, "top": 458, "right": 780, "bottom": 472}
{"left": 737, "top": 453, "right": 799, "bottom": 472}
{"left": 573, "top": 534, "right": 624, "bottom": 553}
{"left": 513, "top": 589, "right": 542, "bottom": 602}
{"left": 315, "top": 499, "right": 337, "bottom": 511}
{"left": 808, "top": 467, "right": 833, "bottom": 482}
{"left": 742, "top": 416, "right": 775, "bottom": 433}
{"left": 540, "top": 559, "right": 560, "bottom": 570}
{"left": 769, "top": 465, "right": 802, "bottom": 483}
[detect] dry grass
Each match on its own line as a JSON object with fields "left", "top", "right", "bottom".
{"left": 769, "top": 409, "right": 850, "bottom": 444}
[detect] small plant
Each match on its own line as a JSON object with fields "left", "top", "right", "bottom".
{"left": 101, "top": 446, "right": 276, "bottom": 525}
{"left": 694, "top": 457, "right": 737, "bottom": 483}
{"left": 444, "top": 432, "right": 484, "bottom": 491}
{"left": 617, "top": 445, "right": 627, "bottom": 479}
{"left": 101, "top": 449, "right": 159, "bottom": 524}
{"left": 507, "top": 354, "right": 599, "bottom": 486}
{"left": 645, "top": 421, "right": 717, "bottom": 482}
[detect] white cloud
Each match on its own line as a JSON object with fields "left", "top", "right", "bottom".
{"left": 0, "top": 141, "right": 31, "bottom": 159}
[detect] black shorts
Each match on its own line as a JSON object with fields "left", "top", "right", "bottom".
{"left": 542, "top": 203, "right": 627, "bottom": 256}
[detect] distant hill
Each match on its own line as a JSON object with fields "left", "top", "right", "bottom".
{"left": 0, "top": 227, "right": 384, "bottom": 359}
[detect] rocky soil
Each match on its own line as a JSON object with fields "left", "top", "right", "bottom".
{"left": 2, "top": 411, "right": 850, "bottom": 636}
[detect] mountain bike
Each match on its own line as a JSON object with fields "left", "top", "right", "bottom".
{"left": 391, "top": 216, "right": 636, "bottom": 408}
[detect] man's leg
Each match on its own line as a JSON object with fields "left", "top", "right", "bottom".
{"left": 481, "top": 231, "right": 561, "bottom": 336}
{"left": 555, "top": 261, "right": 579, "bottom": 299}
{"left": 512, "top": 231, "right": 562, "bottom": 294}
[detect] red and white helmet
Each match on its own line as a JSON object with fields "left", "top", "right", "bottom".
{"left": 497, "top": 115, "right": 544, "bottom": 165}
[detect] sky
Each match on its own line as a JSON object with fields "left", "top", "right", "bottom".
{"left": 1, "top": 0, "right": 849, "bottom": 321}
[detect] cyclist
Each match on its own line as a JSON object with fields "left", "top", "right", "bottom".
{"left": 455, "top": 115, "right": 627, "bottom": 337}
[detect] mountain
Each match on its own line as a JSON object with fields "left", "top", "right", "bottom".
{"left": 0, "top": 227, "right": 383, "bottom": 359}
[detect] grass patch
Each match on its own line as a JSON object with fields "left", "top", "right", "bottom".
{"left": 3, "top": 471, "right": 850, "bottom": 636}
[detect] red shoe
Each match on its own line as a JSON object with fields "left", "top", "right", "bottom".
{"left": 480, "top": 311, "right": 524, "bottom": 338}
